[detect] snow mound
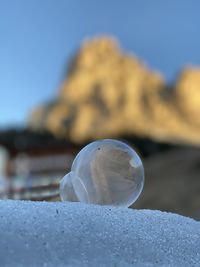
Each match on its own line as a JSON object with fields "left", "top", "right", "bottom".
{"left": 0, "top": 200, "right": 200, "bottom": 266}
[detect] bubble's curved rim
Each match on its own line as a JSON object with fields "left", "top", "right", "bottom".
{"left": 70, "top": 139, "right": 145, "bottom": 207}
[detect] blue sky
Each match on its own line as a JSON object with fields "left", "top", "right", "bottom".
{"left": 1, "top": 0, "right": 200, "bottom": 127}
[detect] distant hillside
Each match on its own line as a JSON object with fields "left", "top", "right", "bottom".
{"left": 29, "top": 36, "right": 200, "bottom": 145}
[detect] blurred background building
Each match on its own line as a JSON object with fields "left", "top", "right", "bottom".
{"left": 1, "top": 1, "right": 200, "bottom": 219}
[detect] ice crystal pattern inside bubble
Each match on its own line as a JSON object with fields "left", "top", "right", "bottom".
{"left": 60, "top": 139, "right": 144, "bottom": 207}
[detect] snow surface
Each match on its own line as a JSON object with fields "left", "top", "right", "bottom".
{"left": 0, "top": 200, "right": 200, "bottom": 267}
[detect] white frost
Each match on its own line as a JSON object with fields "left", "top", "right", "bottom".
{"left": 0, "top": 200, "right": 200, "bottom": 266}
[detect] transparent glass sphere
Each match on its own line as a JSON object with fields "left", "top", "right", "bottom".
{"left": 60, "top": 139, "right": 144, "bottom": 207}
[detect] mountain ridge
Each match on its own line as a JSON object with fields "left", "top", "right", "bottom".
{"left": 29, "top": 36, "right": 200, "bottom": 145}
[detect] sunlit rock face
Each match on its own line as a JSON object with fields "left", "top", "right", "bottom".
{"left": 175, "top": 67, "right": 200, "bottom": 127}
{"left": 29, "top": 37, "right": 200, "bottom": 145}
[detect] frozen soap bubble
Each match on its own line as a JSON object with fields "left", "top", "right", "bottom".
{"left": 60, "top": 139, "right": 144, "bottom": 207}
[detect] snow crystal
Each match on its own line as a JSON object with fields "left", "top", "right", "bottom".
{"left": 0, "top": 200, "right": 200, "bottom": 266}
